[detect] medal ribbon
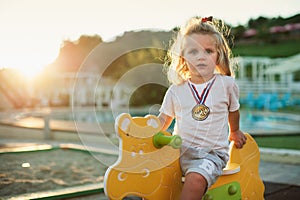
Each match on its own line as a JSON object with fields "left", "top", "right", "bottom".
{"left": 188, "top": 77, "right": 216, "bottom": 105}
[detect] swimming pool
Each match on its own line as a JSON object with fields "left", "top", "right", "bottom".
{"left": 53, "top": 108, "right": 300, "bottom": 135}
{"left": 240, "top": 111, "right": 300, "bottom": 134}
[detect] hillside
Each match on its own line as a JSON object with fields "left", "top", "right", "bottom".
{"left": 46, "top": 30, "right": 173, "bottom": 75}
{"left": 46, "top": 13, "right": 300, "bottom": 75}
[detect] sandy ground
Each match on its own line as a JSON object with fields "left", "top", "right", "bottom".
{"left": 1, "top": 144, "right": 300, "bottom": 200}
{"left": 0, "top": 148, "right": 117, "bottom": 198}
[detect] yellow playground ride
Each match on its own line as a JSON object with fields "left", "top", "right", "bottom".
{"left": 104, "top": 113, "right": 265, "bottom": 200}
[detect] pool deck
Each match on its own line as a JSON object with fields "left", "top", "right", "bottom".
{"left": 0, "top": 111, "right": 300, "bottom": 200}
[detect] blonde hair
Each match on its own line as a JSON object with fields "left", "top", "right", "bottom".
{"left": 165, "top": 16, "right": 233, "bottom": 85}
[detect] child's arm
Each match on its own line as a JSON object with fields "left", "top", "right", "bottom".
{"left": 228, "top": 110, "right": 247, "bottom": 148}
{"left": 158, "top": 113, "right": 173, "bottom": 131}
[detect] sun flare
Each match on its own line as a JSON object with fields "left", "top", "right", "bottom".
{"left": 2, "top": 58, "right": 49, "bottom": 80}
{"left": 0, "top": 42, "right": 58, "bottom": 80}
{"left": 14, "top": 65, "right": 45, "bottom": 79}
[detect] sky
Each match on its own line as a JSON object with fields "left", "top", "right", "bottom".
{"left": 0, "top": 0, "right": 299, "bottom": 78}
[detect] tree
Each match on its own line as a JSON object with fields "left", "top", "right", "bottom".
{"left": 48, "top": 35, "right": 103, "bottom": 72}
{"left": 231, "top": 25, "right": 246, "bottom": 40}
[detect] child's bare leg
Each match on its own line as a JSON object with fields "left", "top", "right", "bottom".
{"left": 180, "top": 172, "right": 207, "bottom": 200}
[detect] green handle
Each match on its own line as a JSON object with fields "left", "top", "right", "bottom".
{"left": 153, "top": 132, "right": 182, "bottom": 149}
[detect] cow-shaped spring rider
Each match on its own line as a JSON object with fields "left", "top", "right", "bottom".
{"left": 104, "top": 113, "right": 183, "bottom": 200}
{"left": 104, "top": 113, "right": 265, "bottom": 200}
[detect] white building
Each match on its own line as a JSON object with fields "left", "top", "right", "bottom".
{"left": 234, "top": 54, "right": 300, "bottom": 95}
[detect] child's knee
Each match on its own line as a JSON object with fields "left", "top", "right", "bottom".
{"left": 186, "top": 172, "right": 208, "bottom": 187}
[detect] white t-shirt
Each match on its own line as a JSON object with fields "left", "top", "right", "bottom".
{"left": 159, "top": 74, "right": 240, "bottom": 154}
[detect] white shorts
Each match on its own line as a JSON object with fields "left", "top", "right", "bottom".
{"left": 180, "top": 145, "right": 228, "bottom": 187}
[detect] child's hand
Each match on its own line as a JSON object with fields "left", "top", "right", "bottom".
{"left": 229, "top": 130, "right": 247, "bottom": 149}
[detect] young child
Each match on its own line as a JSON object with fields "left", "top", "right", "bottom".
{"left": 158, "top": 16, "right": 247, "bottom": 200}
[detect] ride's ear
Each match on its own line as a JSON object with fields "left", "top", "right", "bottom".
{"left": 115, "top": 113, "right": 132, "bottom": 133}
{"left": 145, "top": 115, "right": 161, "bottom": 131}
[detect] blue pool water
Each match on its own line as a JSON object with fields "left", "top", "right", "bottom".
{"left": 54, "top": 109, "right": 300, "bottom": 134}
{"left": 240, "top": 112, "right": 300, "bottom": 133}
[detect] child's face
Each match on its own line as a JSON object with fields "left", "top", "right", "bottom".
{"left": 182, "top": 33, "right": 217, "bottom": 82}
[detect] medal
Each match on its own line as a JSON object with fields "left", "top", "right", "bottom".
{"left": 188, "top": 77, "right": 216, "bottom": 121}
{"left": 192, "top": 104, "right": 210, "bottom": 121}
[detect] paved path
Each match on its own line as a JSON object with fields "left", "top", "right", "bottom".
{"left": 260, "top": 160, "right": 300, "bottom": 186}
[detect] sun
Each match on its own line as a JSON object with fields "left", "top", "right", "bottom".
{"left": 15, "top": 65, "right": 45, "bottom": 80}
{"left": 0, "top": 31, "right": 60, "bottom": 80}
{"left": 3, "top": 58, "right": 49, "bottom": 80}
{"left": 0, "top": 43, "right": 59, "bottom": 80}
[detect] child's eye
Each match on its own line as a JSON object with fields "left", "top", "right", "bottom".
{"left": 188, "top": 49, "right": 198, "bottom": 55}
{"left": 205, "top": 49, "right": 213, "bottom": 54}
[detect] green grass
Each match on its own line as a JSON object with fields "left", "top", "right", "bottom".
{"left": 253, "top": 135, "right": 300, "bottom": 150}
{"left": 232, "top": 39, "right": 300, "bottom": 58}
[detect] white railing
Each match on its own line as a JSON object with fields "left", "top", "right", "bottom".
{"left": 237, "top": 80, "right": 292, "bottom": 95}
